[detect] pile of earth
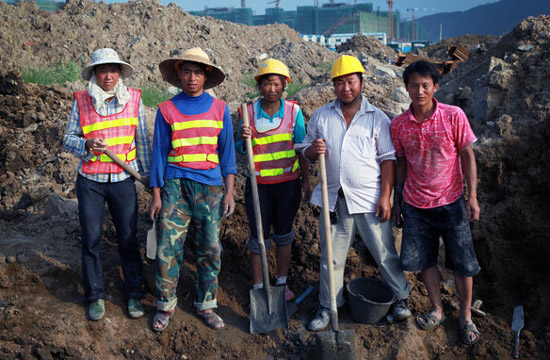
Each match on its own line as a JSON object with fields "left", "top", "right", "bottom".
{"left": 0, "top": 0, "right": 336, "bottom": 111}
{"left": 434, "top": 14, "right": 550, "bottom": 351}
{"left": 0, "top": 0, "right": 549, "bottom": 358}
{"left": 415, "top": 34, "right": 499, "bottom": 61}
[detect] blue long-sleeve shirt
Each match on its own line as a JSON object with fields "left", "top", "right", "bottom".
{"left": 149, "top": 91, "right": 237, "bottom": 188}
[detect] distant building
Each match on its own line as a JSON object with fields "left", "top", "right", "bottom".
{"left": 190, "top": 2, "right": 427, "bottom": 42}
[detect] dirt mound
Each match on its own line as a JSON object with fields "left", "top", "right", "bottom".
{"left": 337, "top": 33, "right": 398, "bottom": 63}
{"left": 434, "top": 15, "right": 550, "bottom": 355}
{"left": 417, "top": 34, "right": 499, "bottom": 60}
{"left": 0, "top": 0, "right": 336, "bottom": 110}
{"left": 0, "top": 1, "right": 549, "bottom": 358}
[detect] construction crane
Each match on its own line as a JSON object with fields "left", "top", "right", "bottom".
{"left": 407, "top": 8, "right": 416, "bottom": 41}
{"left": 387, "top": 0, "right": 394, "bottom": 41}
{"left": 407, "top": 8, "right": 438, "bottom": 41}
{"left": 268, "top": 0, "right": 280, "bottom": 8}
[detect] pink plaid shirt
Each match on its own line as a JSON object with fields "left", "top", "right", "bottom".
{"left": 391, "top": 100, "right": 477, "bottom": 209}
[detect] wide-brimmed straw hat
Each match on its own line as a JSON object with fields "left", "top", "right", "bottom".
{"left": 81, "top": 48, "right": 133, "bottom": 81}
{"left": 159, "top": 47, "right": 225, "bottom": 89}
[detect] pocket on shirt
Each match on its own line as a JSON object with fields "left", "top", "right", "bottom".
{"left": 348, "top": 135, "right": 376, "bottom": 159}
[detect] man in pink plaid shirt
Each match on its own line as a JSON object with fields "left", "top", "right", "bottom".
{"left": 390, "top": 60, "right": 481, "bottom": 345}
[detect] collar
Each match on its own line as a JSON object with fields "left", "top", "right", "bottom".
{"left": 406, "top": 98, "right": 440, "bottom": 123}
{"left": 174, "top": 91, "right": 210, "bottom": 102}
{"left": 257, "top": 98, "right": 285, "bottom": 122}
{"left": 330, "top": 96, "right": 375, "bottom": 114}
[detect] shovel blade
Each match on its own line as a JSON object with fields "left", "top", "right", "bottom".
{"left": 249, "top": 287, "right": 288, "bottom": 334}
{"left": 146, "top": 220, "right": 157, "bottom": 260}
{"left": 316, "top": 329, "right": 356, "bottom": 360}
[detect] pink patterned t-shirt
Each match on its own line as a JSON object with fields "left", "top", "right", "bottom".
{"left": 390, "top": 100, "right": 477, "bottom": 209}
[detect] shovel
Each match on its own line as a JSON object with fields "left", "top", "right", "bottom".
{"left": 287, "top": 285, "right": 315, "bottom": 317}
{"left": 103, "top": 149, "right": 148, "bottom": 187}
{"left": 315, "top": 154, "right": 356, "bottom": 360}
{"left": 241, "top": 104, "right": 288, "bottom": 334}
{"left": 146, "top": 219, "right": 157, "bottom": 260}
{"left": 511, "top": 305, "right": 524, "bottom": 358}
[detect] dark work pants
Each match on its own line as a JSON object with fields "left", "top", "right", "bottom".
{"left": 76, "top": 174, "right": 143, "bottom": 302}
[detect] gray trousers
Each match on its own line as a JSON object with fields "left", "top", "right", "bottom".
{"left": 318, "top": 196, "right": 410, "bottom": 309}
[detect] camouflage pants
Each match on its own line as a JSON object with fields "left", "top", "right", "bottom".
{"left": 156, "top": 178, "right": 223, "bottom": 312}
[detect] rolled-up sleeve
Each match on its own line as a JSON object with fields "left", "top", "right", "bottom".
{"left": 376, "top": 111, "right": 396, "bottom": 163}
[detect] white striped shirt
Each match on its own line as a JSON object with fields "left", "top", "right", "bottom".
{"left": 295, "top": 97, "right": 396, "bottom": 214}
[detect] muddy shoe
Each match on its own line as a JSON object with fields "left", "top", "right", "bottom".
{"left": 88, "top": 299, "right": 105, "bottom": 321}
{"left": 392, "top": 299, "right": 412, "bottom": 322}
{"left": 199, "top": 309, "right": 225, "bottom": 330}
{"left": 128, "top": 298, "right": 144, "bottom": 319}
{"left": 308, "top": 307, "right": 330, "bottom": 331}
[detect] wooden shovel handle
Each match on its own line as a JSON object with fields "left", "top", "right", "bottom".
{"left": 103, "top": 149, "right": 148, "bottom": 186}
{"left": 319, "top": 153, "right": 340, "bottom": 332}
{"left": 241, "top": 104, "right": 272, "bottom": 298}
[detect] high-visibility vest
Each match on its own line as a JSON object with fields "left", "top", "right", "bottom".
{"left": 241, "top": 100, "right": 300, "bottom": 184}
{"left": 159, "top": 97, "right": 225, "bottom": 170}
{"left": 75, "top": 88, "right": 140, "bottom": 174}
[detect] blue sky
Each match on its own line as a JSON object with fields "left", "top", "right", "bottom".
{"left": 173, "top": 0, "right": 500, "bottom": 19}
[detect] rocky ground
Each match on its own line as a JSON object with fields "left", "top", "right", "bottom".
{"left": 0, "top": 1, "right": 549, "bottom": 359}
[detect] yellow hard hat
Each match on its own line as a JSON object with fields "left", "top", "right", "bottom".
{"left": 255, "top": 58, "right": 291, "bottom": 84}
{"left": 331, "top": 55, "right": 366, "bottom": 80}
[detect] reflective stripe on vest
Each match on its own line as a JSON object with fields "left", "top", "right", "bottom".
{"left": 90, "top": 148, "right": 137, "bottom": 163}
{"left": 245, "top": 100, "right": 300, "bottom": 184}
{"left": 158, "top": 97, "right": 225, "bottom": 170}
{"left": 256, "top": 158, "right": 299, "bottom": 177}
{"left": 75, "top": 88, "right": 141, "bottom": 174}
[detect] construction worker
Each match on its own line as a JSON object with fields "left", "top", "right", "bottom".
{"left": 63, "top": 48, "right": 152, "bottom": 321}
{"left": 149, "top": 48, "right": 236, "bottom": 331}
{"left": 236, "top": 58, "right": 311, "bottom": 301}
{"left": 391, "top": 60, "right": 481, "bottom": 344}
{"left": 296, "top": 54, "right": 412, "bottom": 331}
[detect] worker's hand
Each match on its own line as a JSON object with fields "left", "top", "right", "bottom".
{"left": 240, "top": 125, "right": 252, "bottom": 139}
{"left": 85, "top": 137, "right": 108, "bottom": 154}
{"left": 149, "top": 189, "right": 162, "bottom": 220}
{"left": 304, "top": 138, "right": 326, "bottom": 161}
{"left": 466, "top": 196, "right": 480, "bottom": 222}
{"left": 302, "top": 181, "right": 313, "bottom": 203}
{"left": 222, "top": 193, "right": 235, "bottom": 218}
{"left": 391, "top": 203, "right": 403, "bottom": 228}
{"left": 376, "top": 196, "right": 391, "bottom": 222}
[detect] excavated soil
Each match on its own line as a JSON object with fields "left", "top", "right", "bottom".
{"left": 0, "top": 1, "right": 549, "bottom": 359}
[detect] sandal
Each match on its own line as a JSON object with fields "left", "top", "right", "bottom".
{"left": 152, "top": 310, "right": 174, "bottom": 332}
{"left": 459, "top": 320, "right": 481, "bottom": 345}
{"left": 198, "top": 309, "right": 225, "bottom": 330}
{"left": 416, "top": 311, "right": 445, "bottom": 330}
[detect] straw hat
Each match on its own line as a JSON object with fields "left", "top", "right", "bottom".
{"left": 159, "top": 47, "right": 225, "bottom": 90}
{"left": 81, "top": 48, "right": 133, "bottom": 81}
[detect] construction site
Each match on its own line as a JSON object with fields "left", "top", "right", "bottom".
{"left": 191, "top": 1, "right": 425, "bottom": 44}
{"left": 1, "top": 0, "right": 550, "bottom": 359}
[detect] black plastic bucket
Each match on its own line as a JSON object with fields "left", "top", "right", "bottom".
{"left": 346, "top": 277, "right": 396, "bottom": 324}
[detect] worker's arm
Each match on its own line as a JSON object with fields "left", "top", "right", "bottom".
{"left": 460, "top": 145, "right": 480, "bottom": 222}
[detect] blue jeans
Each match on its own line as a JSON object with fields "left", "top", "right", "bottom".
{"left": 76, "top": 175, "right": 143, "bottom": 302}
{"left": 400, "top": 196, "right": 480, "bottom": 277}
